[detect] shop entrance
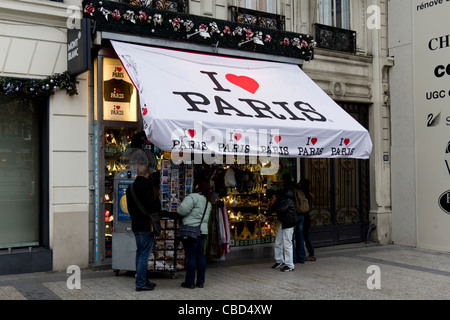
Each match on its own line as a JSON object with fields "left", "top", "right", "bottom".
{"left": 302, "top": 103, "right": 370, "bottom": 247}
{"left": 93, "top": 54, "right": 141, "bottom": 264}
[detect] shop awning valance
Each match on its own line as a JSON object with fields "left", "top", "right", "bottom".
{"left": 111, "top": 40, "right": 372, "bottom": 160}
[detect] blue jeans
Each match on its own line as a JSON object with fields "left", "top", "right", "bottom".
{"left": 134, "top": 231, "right": 154, "bottom": 288}
{"left": 183, "top": 235, "right": 207, "bottom": 286}
{"left": 292, "top": 215, "right": 306, "bottom": 263}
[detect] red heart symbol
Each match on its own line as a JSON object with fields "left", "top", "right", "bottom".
{"left": 188, "top": 129, "right": 196, "bottom": 138}
{"left": 226, "top": 74, "right": 260, "bottom": 94}
{"left": 234, "top": 133, "right": 242, "bottom": 141}
{"left": 116, "top": 88, "right": 121, "bottom": 93}
{"left": 117, "top": 67, "right": 122, "bottom": 72}
{"left": 116, "top": 105, "right": 121, "bottom": 110}
{"left": 274, "top": 136, "right": 282, "bottom": 144}
{"left": 311, "top": 138, "right": 318, "bottom": 146}
{"left": 143, "top": 108, "right": 148, "bottom": 116}
{"left": 344, "top": 139, "right": 350, "bottom": 146}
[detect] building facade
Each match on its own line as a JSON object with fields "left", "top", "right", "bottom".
{"left": 389, "top": 0, "right": 450, "bottom": 252}
{"left": 0, "top": 0, "right": 393, "bottom": 275}
{"left": 0, "top": 0, "right": 90, "bottom": 274}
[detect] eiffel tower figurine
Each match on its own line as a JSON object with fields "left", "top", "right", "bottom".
{"left": 237, "top": 222, "right": 252, "bottom": 241}
{"left": 251, "top": 222, "right": 261, "bottom": 240}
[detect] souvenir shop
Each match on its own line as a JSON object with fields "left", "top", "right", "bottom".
{"left": 85, "top": 0, "right": 372, "bottom": 269}
{"left": 156, "top": 156, "right": 299, "bottom": 262}
{"left": 96, "top": 52, "right": 300, "bottom": 270}
{"left": 94, "top": 43, "right": 372, "bottom": 272}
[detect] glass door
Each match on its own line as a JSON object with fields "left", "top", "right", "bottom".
{"left": 104, "top": 126, "right": 137, "bottom": 258}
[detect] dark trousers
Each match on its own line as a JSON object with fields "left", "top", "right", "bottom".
{"left": 303, "top": 213, "right": 315, "bottom": 256}
{"left": 183, "top": 234, "right": 207, "bottom": 286}
{"left": 292, "top": 215, "right": 306, "bottom": 263}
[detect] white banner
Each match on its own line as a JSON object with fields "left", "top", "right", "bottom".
{"left": 111, "top": 40, "right": 372, "bottom": 160}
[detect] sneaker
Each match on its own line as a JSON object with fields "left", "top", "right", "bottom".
{"left": 271, "top": 262, "right": 283, "bottom": 269}
{"left": 280, "top": 266, "right": 294, "bottom": 272}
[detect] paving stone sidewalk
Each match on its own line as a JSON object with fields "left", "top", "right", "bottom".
{"left": 1, "top": 243, "right": 450, "bottom": 301}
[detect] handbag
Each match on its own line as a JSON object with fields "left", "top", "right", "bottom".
{"left": 129, "top": 183, "right": 161, "bottom": 237}
{"left": 176, "top": 199, "right": 208, "bottom": 243}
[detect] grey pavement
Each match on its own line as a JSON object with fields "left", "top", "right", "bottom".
{"left": 1, "top": 243, "right": 450, "bottom": 302}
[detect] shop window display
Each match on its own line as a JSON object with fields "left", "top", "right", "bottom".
{"left": 0, "top": 96, "right": 41, "bottom": 249}
{"left": 202, "top": 158, "right": 296, "bottom": 251}
{"left": 144, "top": 155, "right": 296, "bottom": 264}
{"left": 104, "top": 127, "right": 137, "bottom": 258}
{"left": 107, "top": 140, "right": 296, "bottom": 267}
{"left": 218, "top": 158, "right": 296, "bottom": 248}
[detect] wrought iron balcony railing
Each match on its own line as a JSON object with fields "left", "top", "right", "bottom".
{"left": 123, "top": 0, "right": 188, "bottom": 13}
{"left": 82, "top": 0, "right": 315, "bottom": 61}
{"left": 229, "top": 6, "right": 285, "bottom": 31}
{"left": 314, "top": 23, "right": 356, "bottom": 54}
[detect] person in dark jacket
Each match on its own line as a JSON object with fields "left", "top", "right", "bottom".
{"left": 126, "top": 165, "right": 160, "bottom": 291}
{"left": 267, "top": 173, "right": 297, "bottom": 272}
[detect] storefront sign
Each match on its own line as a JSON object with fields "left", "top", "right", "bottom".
{"left": 111, "top": 40, "right": 372, "bottom": 160}
{"left": 438, "top": 190, "right": 450, "bottom": 215}
{"left": 414, "top": 0, "right": 450, "bottom": 249}
{"left": 67, "top": 18, "right": 91, "bottom": 76}
{"left": 102, "top": 58, "right": 138, "bottom": 122}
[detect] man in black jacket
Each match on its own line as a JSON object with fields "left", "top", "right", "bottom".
{"left": 127, "top": 165, "right": 160, "bottom": 291}
{"left": 267, "top": 173, "right": 297, "bottom": 272}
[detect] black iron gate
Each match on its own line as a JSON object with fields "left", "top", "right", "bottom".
{"left": 301, "top": 103, "right": 370, "bottom": 247}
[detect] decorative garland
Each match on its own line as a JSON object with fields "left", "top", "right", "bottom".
{"left": 83, "top": 0, "right": 316, "bottom": 61}
{"left": 0, "top": 71, "right": 78, "bottom": 100}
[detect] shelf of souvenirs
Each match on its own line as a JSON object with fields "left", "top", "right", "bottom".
{"left": 224, "top": 192, "right": 269, "bottom": 207}
{"left": 227, "top": 210, "right": 277, "bottom": 223}
{"left": 229, "top": 217, "right": 279, "bottom": 247}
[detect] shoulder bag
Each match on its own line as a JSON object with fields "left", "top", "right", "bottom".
{"left": 176, "top": 199, "right": 208, "bottom": 243}
{"left": 129, "top": 183, "right": 162, "bottom": 237}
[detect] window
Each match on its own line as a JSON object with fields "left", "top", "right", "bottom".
{"left": 237, "top": 0, "right": 277, "bottom": 14}
{"left": 0, "top": 96, "right": 42, "bottom": 249}
{"left": 124, "top": 0, "right": 189, "bottom": 13}
{"left": 319, "top": 0, "right": 351, "bottom": 30}
{"left": 231, "top": 0, "right": 284, "bottom": 30}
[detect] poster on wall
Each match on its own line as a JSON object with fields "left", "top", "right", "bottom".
{"left": 103, "top": 58, "right": 138, "bottom": 122}
{"left": 414, "top": 0, "right": 450, "bottom": 250}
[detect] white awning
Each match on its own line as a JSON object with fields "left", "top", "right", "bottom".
{"left": 111, "top": 40, "right": 372, "bottom": 160}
